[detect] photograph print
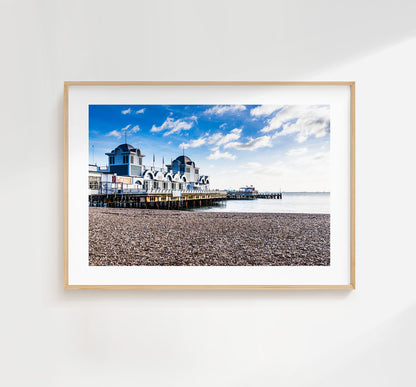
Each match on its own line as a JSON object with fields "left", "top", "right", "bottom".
{"left": 88, "top": 103, "right": 331, "bottom": 267}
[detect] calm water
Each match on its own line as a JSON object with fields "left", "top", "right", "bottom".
{"left": 190, "top": 192, "right": 330, "bottom": 214}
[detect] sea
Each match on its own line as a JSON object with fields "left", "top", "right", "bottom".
{"left": 190, "top": 192, "right": 330, "bottom": 214}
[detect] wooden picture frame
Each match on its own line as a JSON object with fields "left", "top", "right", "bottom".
{"left": 64, "top": 81, "right": 355, "bottom": 289}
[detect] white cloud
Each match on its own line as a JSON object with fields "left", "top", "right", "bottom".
{"left": 106, "top": 124, "right": 140, "bottom": 139}
{"left": 241, "top": 162, "right": 262, "bottom": 169}
{"left": 250, "top": 105, "right": 283, "bottom": 117}
{"left": 220, "top": 123, "right": 227, "bottom": 129}
{"left": 216, "top": 128, "right": 242, "bottom": 146}
{"left": 243, "top": 161, "right": 286, "bottom": 177}
{"left": 207, "top": 150, "right": 236, "bottom": 160}
{"left": 297, "top": 151, "right": 330, "bottom": 165}
{"left": 261, "top": 105, "right": 330, "bottom": 143}
{"left": 225, "top": 135, "right": 272, "bottom": 151}
{"left": 271, "top": 122, "right": 299, "bottom": 138}
{"left": 311, "top": 152, "right": 327, "bottom": 161}
{"left": 177, "top": 129, "right": 244, "bottom": 151}
{"left": 106, "top": 130, "right": 122, "bottom": 139}
{"left": 207, "top": 133, "right": 223, "bottom": 144}
{"left": 286, "top": 147, "right": 307, "bottom": 156}
{"left": 150, "top": 116, "right": 194, "bottom": 136}
{"left": 204, "top": 105, "right": 246, "bottom": 115}
{"left": 122, "top": 107, "right": 145, "bottom": 115}
{"left": 180, "top": 137, "right": 207, "bottom": 149}
{"left": 173, "top": 127, "right": 241, "bottom": 151}
{"left": 217, "top": 168, "right": 239, "bottom": 175}
{"left": 258, "top": 161, "right": 286, "bottom": 176}
{"left": 204, "top": 128, "right": 243, "bottom": 147}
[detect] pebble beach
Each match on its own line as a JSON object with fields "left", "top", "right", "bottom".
{"left": 89, "top": 207, "right": 330, "bottom": 266}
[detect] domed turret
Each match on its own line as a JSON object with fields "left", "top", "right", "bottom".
{"left": 105, "top": 143, "right": 145, "bottom": 177}
{"left": 172, "top": 155, "right": 195, "bottom": 167}
{"left": 115, "top": 143, "right": 136, "bottom": 152}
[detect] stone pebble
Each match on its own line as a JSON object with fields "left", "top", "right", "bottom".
{"left": 89, "top": 208, "right": 330, "bottom": 266}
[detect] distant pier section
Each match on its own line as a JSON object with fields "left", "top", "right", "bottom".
{"left": 227, "top": 186, "right": 282, "bottom": 200}
{"left": 257, "top": 192, "right": 282, "bottom": 199}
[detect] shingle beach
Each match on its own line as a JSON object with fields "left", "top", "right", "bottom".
{"left": 89, "top": 208, "right": 330, "bottom": 266}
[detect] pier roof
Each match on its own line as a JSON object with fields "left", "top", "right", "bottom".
{"left": 116, "top": 143, "right": 135, "bottom": 152}
{"left": 173, "top": 155, "right": 194, "bottom": 166}
{"left": 106, "top": 143, "right": 143, "bottom": 156}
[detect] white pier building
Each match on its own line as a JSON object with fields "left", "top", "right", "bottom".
{"left": 89, "top": 143, "right": 210, "bottom": 194}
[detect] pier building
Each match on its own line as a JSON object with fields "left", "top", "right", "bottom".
{"left": 89, "top": 142, "right": 211, "bottom": 193}
{"left": 105, "top": 143, "right": 145, "bottom": 177}
{"left": 89, "top": 143, "right": 224, "bottom": 208}
{"left": 88, "top": 143, "right": 281, "bottom": 209}
{"left": 166, "top": 155, "right": 209, "bottom": 191}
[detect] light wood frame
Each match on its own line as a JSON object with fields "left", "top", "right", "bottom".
{"left": 64, "top": 81, "right": 355, "bottom": 290}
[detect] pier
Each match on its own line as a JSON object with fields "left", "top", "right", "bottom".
{"left": 89, "top": 187, "right": 227, "bottom": 209}
{"left": 257, "top": 192, "right": 282, "bottom": 199}
{"left": 227, "top": 191, "right": 282, "bottom": 200}
{"left": 89, "top": 185, "right": 281, "bottom": 210}
{"left": 226, "top": 191, "right": 257, "bottom": 200}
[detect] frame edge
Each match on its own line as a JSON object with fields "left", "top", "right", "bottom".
{"left": 64, "top": 83, "right": 69, "bottom": 288}
{"left": 64, "top": 81, "right": 356, "bottom": 290}
{"left": 64, "top": 284, "right": 355, "bottom": 290}
{"left": 350, "top": 82, "right": 356, "bottom": 289}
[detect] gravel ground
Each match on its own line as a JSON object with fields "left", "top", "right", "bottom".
{"left": 89, "top": 208, "right": 330, "bottom": 266}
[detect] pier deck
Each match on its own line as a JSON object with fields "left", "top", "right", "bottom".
{"left": 89, "top": 189, "right": 227, "bottom": 209}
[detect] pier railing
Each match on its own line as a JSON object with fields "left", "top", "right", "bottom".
{"left": 89, "top": 184, "right": 225, "bottom": 196}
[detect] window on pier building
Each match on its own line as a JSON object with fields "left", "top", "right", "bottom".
{"left": 131, "top": 155, "right": 134, "bottom": 163}
{"left": 89, "top": 176, "right": 101, "bottom": 189}
{"left": 123, "top": 155, "right": 128, "bottom": 164}
{"left": 109, "top": 156, "right": 115, "bottom": 164}
{"left": 186, "top": 167, "right": 190, "bottom": 173}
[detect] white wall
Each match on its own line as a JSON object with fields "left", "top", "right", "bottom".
{"left": 1, "top": 1, "right": 415, "bottom": 386}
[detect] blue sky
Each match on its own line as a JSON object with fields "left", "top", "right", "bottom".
{"left": 89, "top": 104, "right": 330, "bottom": 191}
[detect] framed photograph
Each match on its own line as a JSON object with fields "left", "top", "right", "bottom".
{"left": 64, "top": 81, "right": 355, "bottom": 289}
